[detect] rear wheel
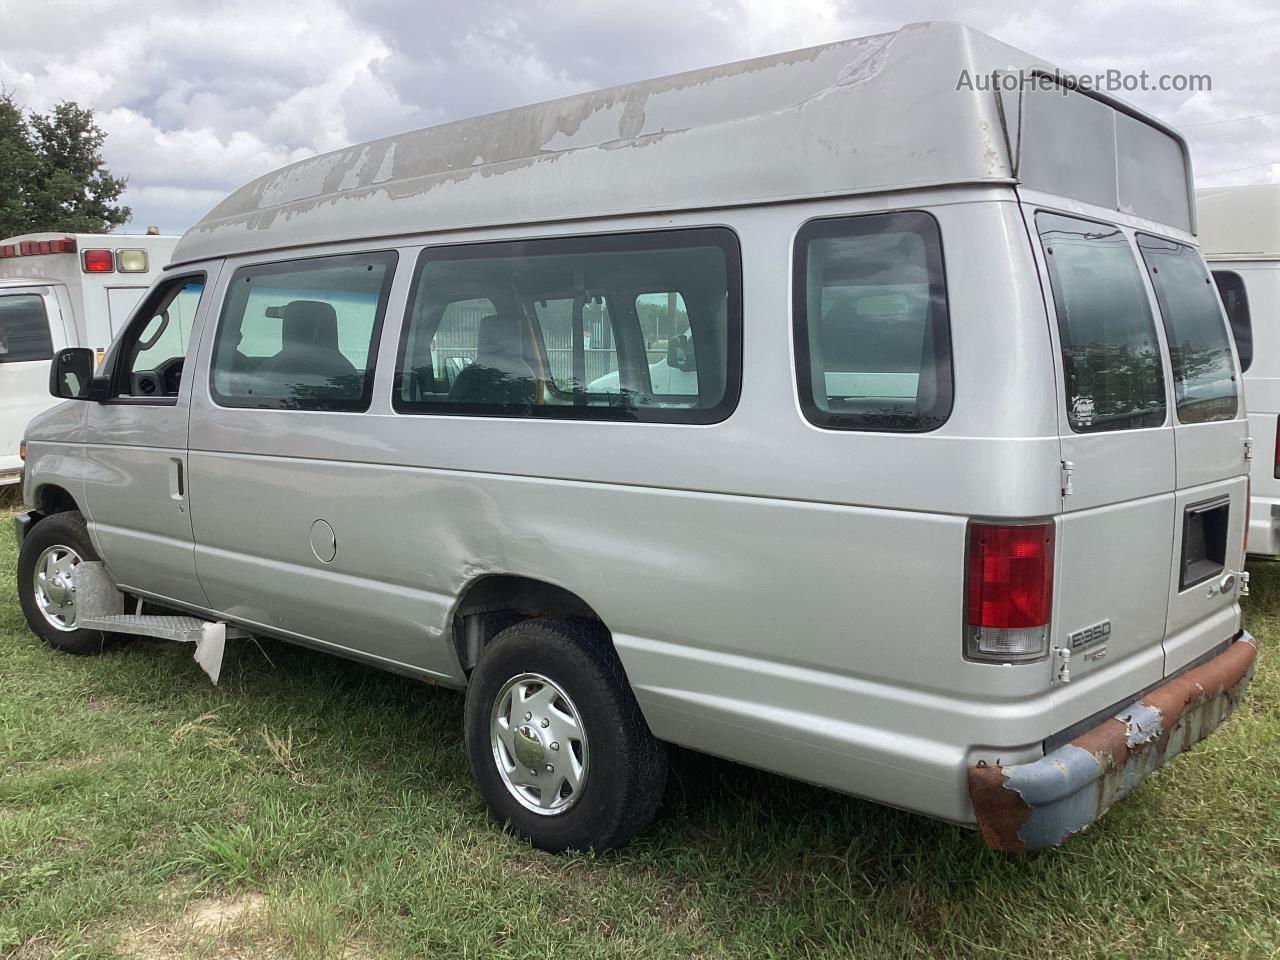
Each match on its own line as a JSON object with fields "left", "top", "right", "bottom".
{"left": 17, "top": 511, "right": 115, "bottom": 655}
{"left": 464, "top": 618, "right": 667, "bottom": 851}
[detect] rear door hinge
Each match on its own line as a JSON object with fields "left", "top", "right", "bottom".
{"left": 1060, "top": 460, "right": 1075, "bottom": 497}
{"left": 1244, "top": 437, "right": 1254, "bottom": 462}
{"left": 1055, "top": 646, "right": 1072, "bottom": 684}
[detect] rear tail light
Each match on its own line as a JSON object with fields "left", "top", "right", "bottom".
{"left": 82, "top": 248, "right": 114, "bottom": 273}
{"left": 965, "top": 521, "right": 1055, "bottom": 662}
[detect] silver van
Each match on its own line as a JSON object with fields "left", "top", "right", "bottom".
{"left": 14, "top": 22, "right": 1257, "bottom": 853}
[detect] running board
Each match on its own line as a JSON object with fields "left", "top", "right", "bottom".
{"left": 77, "top": 613, "right": 248, "bottom": 644}
{"left": 71, "top": 561, "right": 241, "bottom": 685}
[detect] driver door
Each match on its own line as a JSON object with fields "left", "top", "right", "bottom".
{"left": 82, "top": 267, "right": 218, "bottom": 607}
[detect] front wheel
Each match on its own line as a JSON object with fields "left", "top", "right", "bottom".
{"left": 17, "top": 511, "right": 115, "bottom": 655}
{"left": 463, "top": 618, "right": 667, "bottom": 852}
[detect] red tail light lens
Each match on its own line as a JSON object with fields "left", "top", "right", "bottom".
{"left": 965, "top": 521, "right": 1054, "bottom": 662}
{"left": 82, "top": 248, "right": 114, "bottom": 273}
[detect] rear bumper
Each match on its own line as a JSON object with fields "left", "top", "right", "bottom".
{"left": 968, "top": 632, "right": 1258, "bottom": 852}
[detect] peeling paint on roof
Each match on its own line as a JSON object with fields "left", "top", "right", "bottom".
{"left": 172, "top": 20, "right": 1189, "bottom": 265}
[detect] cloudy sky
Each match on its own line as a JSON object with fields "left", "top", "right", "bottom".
{"left": 0, "top": 0, "right": 1276, "bottom": 235}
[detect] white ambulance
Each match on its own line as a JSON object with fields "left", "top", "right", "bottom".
{"left": 0, "top": 232, "right": 178, "bottom": 484}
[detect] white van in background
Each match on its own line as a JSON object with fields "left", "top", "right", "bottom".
{"left": 0, "top": 232, "right": 178, "bottom": 484}
{"left": 1197, "top": 186, "right": 1279, "bottom": 555}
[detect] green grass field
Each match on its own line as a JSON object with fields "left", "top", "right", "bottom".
{"left": 1, "top": 505, "right": 1278, "bottom": 960}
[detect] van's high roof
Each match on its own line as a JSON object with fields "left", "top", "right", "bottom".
{"left": 1196, "top": 184, "right": 1280, "bottom": 260}
{"left": 174, "top": 20, "right": 1195, "bottom": 266}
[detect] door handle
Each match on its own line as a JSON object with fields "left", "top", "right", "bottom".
{"left": 169, "top": 458, "right": 185, "bottom": 501}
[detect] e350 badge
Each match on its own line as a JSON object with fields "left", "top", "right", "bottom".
{"left": 1068, "top": 619, "right": 1111, "bottom": 650}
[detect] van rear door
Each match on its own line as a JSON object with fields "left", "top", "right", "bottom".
{"left": 1134, "top": 235, "right": 1248, "bottom": 674}
{"left": 1029, "top": 211, "right": 1175, "bottom": 690}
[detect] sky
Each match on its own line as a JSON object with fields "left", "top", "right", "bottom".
{"left": 0, "top": 0, "right": 1276, "bottom": 235}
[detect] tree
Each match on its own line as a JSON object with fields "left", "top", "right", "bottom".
{"left": 0, "top": 92, "right": 130, "bottom": 237}
{"left": 0, "top": 93, "right": 37, "bottom": 236}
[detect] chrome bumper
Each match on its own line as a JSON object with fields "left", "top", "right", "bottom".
{"left": 968, "top": 632, "right": 1258, "bottom": 852}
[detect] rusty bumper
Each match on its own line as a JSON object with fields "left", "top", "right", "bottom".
{"left": 969, "top": 632, "right": 1258, "bottom": 852}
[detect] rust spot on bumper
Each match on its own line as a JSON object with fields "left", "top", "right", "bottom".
{"left": 968, "top": 633, "right": 1258, "bottom": 852}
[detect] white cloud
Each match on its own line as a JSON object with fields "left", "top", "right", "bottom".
{"left": 0, "top": 0, "right": 1275, "bottom": 233}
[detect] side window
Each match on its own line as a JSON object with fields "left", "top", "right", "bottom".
{"left": 393, "top": 228, "right": 741, "bottom": 423}
{"left": 0, "top": 294, "right": 53, "bottom": 363}
{"left": 112, "top": 276, "right": 206, "bottom": 400}
{"left": 794, "top": 211, "right": 953, "bottom": 432}
{"left": 1036, "top": 213, "right": 1166, "bottom": 433}
{"left": 210, "top": 251, "right": 397, "bottom": 411}
{"left": 1211, "top": 270, "right": 1252, "bottom": 374}
{"left": 1137, "top": 235, "right": 1238, "bottom": 423}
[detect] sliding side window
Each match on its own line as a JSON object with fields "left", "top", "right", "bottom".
{"left": 393, "top": 228, "right": 741, "bottom": 423}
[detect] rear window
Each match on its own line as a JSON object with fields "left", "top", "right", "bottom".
{"left": 1137, "top": 235, "right": 1238, "bottom": 423}
{"left": 0, "top": 294, "right": 53, "bottom": 363}
{"left": 1211, "top": 270, "right": 1252, "bottom": 373}
{"left": 793, "top": 211, "right": 952, "bottom": 432}
{"left": 1036, "top": 213, "right": 1166, "bottom": 433}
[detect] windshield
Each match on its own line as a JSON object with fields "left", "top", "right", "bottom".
{"left": 1137, "top": 235, "right": 1238, "bottom": 423}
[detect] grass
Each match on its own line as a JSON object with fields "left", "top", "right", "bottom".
{"left": 0, "top": 503, "right": 1278, "bottom": 959}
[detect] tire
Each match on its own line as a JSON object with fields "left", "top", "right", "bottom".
{"left": 17, "top": 511, "right": 116, "bottom": 655}
{"left": 464, "top": 617, "right": 667, "bottom": 852}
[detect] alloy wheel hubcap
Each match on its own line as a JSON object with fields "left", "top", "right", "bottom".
{"left": 33, "top": 544, "right": 83, "bottom": 632}
{"left": 490, "top": 672, "right": 589, "bottom": 815}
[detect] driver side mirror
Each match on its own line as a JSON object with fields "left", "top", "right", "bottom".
{"left": 666, "top": 333, "right": 696, "bottom": 372}
{"left": 50, "top": 348, "right": 106, "bottom": 401}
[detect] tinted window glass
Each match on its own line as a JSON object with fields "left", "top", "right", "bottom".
{"left": 1138, "top": 235, "right": 1238, "bottom": 423}
{"left": 1036, "top": 213, "right": 1166, "bottom": 432}
{"left": 211, "top": 252, "right": 397, "bottom": 411}
{"left": 1211, "top": 270, "right": 1252, "bottom": 374}
{"left": 114, "top": 279, "right": 206, "bottom": 399}
{"left": 0, "top": 294, "right": 52, "bottom": 363}
{"left": 794, "top": 212, "right": 952, "bottom": 432}
{"left": 394, "top": 228, "right": 740, "bottom": 423}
